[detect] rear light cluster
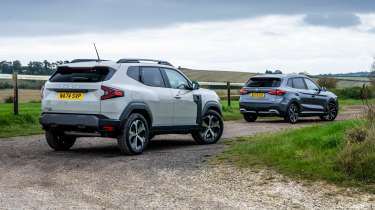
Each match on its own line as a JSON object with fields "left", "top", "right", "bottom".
{"left": 101, "top": 85, "right": 124, "bottom": 100}
{"left": 239, "top": 88, "right": 248, "bottom": 95}
{"left": 268, "top": 89, "right": 287, "bottom": 96}
{"left": 240, "top": 88, "right": 287, "bottom": 96}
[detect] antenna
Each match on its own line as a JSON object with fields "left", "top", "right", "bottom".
{"left": 93, "top": 43, "right": 101, "bottom": 62}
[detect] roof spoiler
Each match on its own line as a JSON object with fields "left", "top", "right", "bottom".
{"left": 70, "top": 59, "right": 108, "bottom": 63}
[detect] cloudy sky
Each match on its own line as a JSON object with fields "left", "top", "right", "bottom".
{"left": 1, "top": 0, "right": 375, "bottom": 74}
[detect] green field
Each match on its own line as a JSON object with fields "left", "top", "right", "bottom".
{"left": 217, "top": 120, "right": 375, "bottom": 192}
{"left": 0, "top": 102, "right": 42, "bottom": 138}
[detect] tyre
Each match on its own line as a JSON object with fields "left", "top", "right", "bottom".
{"left": 118, "top": 113, "right": 149, "bottom": 155}
{"left": 320, "top": 102, "right": 338, "bottom": 121}
{"left": 243, "top": 113, "right": 258, "bottom": 122}
{"left": 46, "top": 130, "right": 76, "bottom": 151}
{"left": 285, "top": 103, "right": 299, "bottom": 124}
{"left": 192, "top": 110, "right": 224, "bottom": 144}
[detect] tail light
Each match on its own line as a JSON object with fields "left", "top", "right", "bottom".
{"left": 268, "top": 89, "right": 287, "bottom": 96}
{"left": 101, "top": 85, "right": 124, "bottom": 100}
{"left": 240, "top": 88, "right": 248, "bottom": 95}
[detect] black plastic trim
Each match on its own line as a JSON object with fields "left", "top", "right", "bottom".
{"left": 151, "top": 125, "right": 200, "bottom": 135}
{"left": 202, "top": 101, "right": 222, "bottom": 116}
{"left": 119, "top": 102, "right": 153, "bottom": 126}
{"left": 193, "top": 94, "right": 202, "bottom": 124}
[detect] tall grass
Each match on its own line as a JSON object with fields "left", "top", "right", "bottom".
{"left": 336, "top": 100, "right": 375, "bottom": 183}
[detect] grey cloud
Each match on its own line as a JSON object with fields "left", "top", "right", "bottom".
{"left": 303, "top": 13, "right": 361, "bottom": 28}
{"left": 0, "top": 0, "right": 375, "bottom": 36}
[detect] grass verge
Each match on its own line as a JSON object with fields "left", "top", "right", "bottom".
{"left": 217, "top": 120, "right": 375, "bottom": 192}
{"left": 0, "top": 102, "right": 42, "bottom": 138}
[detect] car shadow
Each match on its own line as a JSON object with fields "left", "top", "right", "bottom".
{"left": 255, "top": 117, "right": 323, "bottom": 124}
{"left": 48, "top": 137, "right": 198, "bottom": 158}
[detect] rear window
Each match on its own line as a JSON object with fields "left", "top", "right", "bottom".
{"left": 246, "top": 77, "right": 281, "bottom": 87}
{"left": 50, "top": 66, "right": 114, "bottom": 83}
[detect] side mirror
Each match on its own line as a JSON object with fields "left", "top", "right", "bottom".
{"left": 321, "top": 87, "right": 327, "bottom": 92}
{"left": 191, "top": 81, "right": 200, "bottom": 90}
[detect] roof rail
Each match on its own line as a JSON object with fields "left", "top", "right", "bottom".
{"left": 70, "top": 59, "right": 108, "bottom": 63}
{"left": 116, "top": 58, "right": 173, "bottom": 66}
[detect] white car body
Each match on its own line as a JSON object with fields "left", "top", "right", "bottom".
{"left": 40, "top": 59, "right": 223, "bottom": 154}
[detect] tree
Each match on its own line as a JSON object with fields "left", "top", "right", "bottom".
{"left": 370, "top": 57, "right": 375, "bottom": 89}
{"left": 12, "top": 60, "right": 22, "bottom": 73}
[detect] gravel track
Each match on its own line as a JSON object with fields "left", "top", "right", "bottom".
{"left": 0, "top": 107, "right": 373, "bottom": 210}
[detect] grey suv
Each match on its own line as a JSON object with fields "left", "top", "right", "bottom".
{"left": 239, "top": 74, "right": 338, "bottom": 123}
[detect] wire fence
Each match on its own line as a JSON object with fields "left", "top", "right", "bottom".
{"left": 0, "top": 73, "right": 371, "bottom": 114}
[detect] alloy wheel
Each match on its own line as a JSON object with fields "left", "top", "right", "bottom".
{"left": 128, "top": 119, "right": 147, "bottom": 152}
{"left": 200, "top": 114, "right": 222, "bottom": 143}
{"left": 325, "top": 103, "right": 338, "bottom": 121}
{"left": 288, "top": 104, "right": 299, "bottom": 123}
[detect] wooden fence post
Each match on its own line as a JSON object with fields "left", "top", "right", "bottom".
{"left": 227, "top": 81, "right": 231, "bottom": 107}
{"left": 12, "top": 72, "right": 19, "bottom": 115}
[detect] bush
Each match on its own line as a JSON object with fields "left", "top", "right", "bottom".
{"left": 332, "top": 87, "right": 372, "bottom": 99}
{"left": 336, "top": 106, "right": 375, "bottom": 182}
{"left": 336, "top": 138, "right": 375, "bottom": 182}
{"left": 345, "top": 126, "right": 368, "bottom": 144}
{"left": 317, "top": 77, "right": 338, "bottom": 89}
{"left": 4, "top": 96, "right": 13, "bottom": 103}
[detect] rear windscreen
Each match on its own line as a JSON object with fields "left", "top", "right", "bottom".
{"left": 50, "top": 66, "right": 114, "bottom": 82}
{"left": 246, "top": 77, "right": 281, "bottom": 87}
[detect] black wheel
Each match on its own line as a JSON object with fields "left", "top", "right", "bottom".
{"left": 45, "top": 130, "right": 76, "bottom": 151}
{"left": 243, "top": 113, "right": 258, "bottom": 122}
{"left": 192, "top": 110, "right": 224, "bottom": 144}
{"left": 320, "top": 102, "right": 338, "bottom": 121}
{"left": 285, "top": 103, "right": 299, "bottom": 124}
{"left": 118, "top": 113, "right": 149, "bottom": 155}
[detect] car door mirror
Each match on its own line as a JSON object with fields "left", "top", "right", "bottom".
{"left": 191, "top": 81, "right": 200, "bottom": 90}
{"left": 320, "top": 87, "right": 327, "bottom": 92}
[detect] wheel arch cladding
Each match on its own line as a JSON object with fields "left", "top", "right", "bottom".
{"left": 203, "top": 101, "right": 222, "bottom": 116}
{"left": 120, "top": 102, "right": 153, "bottom": 127}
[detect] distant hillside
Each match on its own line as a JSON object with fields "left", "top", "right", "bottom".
{"left": 179, "top": 68, "right": 257, "bottom": 83}
{"left": 320, "top": 71, "right": 370, "bottom": 77}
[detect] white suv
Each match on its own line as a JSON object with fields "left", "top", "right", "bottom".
{"left": 40, "top": 59, "right": 224, "bottom": 155}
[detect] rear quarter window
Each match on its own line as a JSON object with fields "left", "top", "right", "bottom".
{"left": 50, "top": 66, "right": 114, "bottom": 83}
{"left": 127, "top": 66, "right": 140, "bottom": 81}
{"left": 246, "top": 77, "right": 282, "bottom": 87}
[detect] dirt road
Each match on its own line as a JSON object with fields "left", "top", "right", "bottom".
{"left": 0, "top": 108, "right": 374, "bottom": 209}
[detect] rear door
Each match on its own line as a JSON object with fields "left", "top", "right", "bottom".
{"left": 139, "top": 66, "right": 174, "bottom": 126}
{"left": 290, "top": 77, "right": 312, "bottom": 111}
{"left": 42, "top": 66, "right": 113, "bottom": 114}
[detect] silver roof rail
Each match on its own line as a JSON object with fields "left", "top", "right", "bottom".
{"left": 116, "top": 58, "right": 173, "bottom": 66}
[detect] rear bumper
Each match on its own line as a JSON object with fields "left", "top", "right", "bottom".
{"left": 40, "top": 113, "right": 121, "bottom": 135}
{"left": 239, "top": 102, "right": 288, "bottom": 116}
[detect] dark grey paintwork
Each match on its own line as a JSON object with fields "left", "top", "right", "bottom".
{"left": 239, "top": 74, "right": 338, "bottom": 118}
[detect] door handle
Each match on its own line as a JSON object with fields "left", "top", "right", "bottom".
{"left": 174, "top": 95, "right": 181, "bottom": 99}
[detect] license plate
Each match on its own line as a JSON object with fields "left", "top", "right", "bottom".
{"left": 250, "top": 92, "right": 265, "bottom": 97}
{"left": 58, "top": 92, "right": 84, "bottom": 100}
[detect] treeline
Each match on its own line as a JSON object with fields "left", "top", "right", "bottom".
{"left": 0, "top": 60, "right": 70, "bottom": 75}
